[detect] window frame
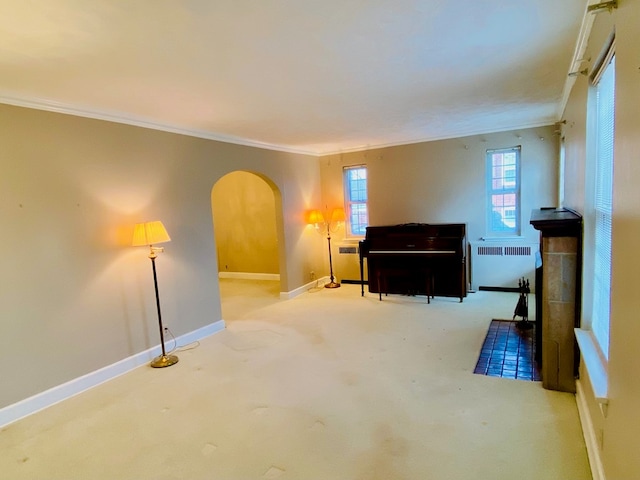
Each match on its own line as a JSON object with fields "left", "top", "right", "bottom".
{"left": 589, "top": 48, "right": 615, "bottom": 360}
{"left": 343, "top": 165, "right": 369, "bottom": 238}
{"left": 574, "top": 37, "right": 615, "bottom": 406}
{"left": 485, "top": 146, "right": 521, "bottom": 237}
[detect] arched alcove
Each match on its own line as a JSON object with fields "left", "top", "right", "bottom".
{"left": 211, "top": 171, "right": 286, "bottom": 320}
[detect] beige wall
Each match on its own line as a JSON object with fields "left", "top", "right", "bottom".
{"left": 0, "top": 104, "right": 323, "bottom": 409}
{"left": 561, "top": 2, "right": 640, "bottom": 478}
{"left": 320, "top": 126, "right": 558, "bottom": 281}
{"left": 4, "top": 8, "right": 639, "bottom": 474}
{"left": 212, "top": 171, "right": 279, "bottom": 275}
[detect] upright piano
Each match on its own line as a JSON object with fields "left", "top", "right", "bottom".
{"left": 359, "top": 223, "right": 467, "bottom": 302}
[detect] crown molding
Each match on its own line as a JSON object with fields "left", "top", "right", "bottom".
{"left": 0, "top": 93, "right": 319, "bottom": 157}
{"left": 0, "top": 92, "right": 556, "bottom": 158}
{"left": 318, "top": 120, "right": 555, "bottom": 156}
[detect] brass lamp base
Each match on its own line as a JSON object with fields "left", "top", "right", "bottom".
{"left": 150, "top": 354, "right": 179, "bottom": 368}
{"left": 325, "top": 281, "right": 341, "bottom": 289}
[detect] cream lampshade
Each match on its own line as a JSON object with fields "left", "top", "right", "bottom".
{"left": 132, "top": 220, "right": 171, "bottom": 247}
{"left": 307, "top": 209, "right": 325, "bottom": 228}
{"left": 331, "top": 207, "right": 346, "bottom": 223}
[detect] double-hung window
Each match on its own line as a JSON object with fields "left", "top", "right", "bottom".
{"left": 343, "top": 166, "right": 368, "bottom": 237}
{"left": 591, "top": 51, "right": 615, "bottom": 360}
{"left": 486, "top": 147, "right": 521, "bottom": 236}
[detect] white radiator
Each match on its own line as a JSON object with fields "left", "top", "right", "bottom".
{"left": 470, "top": 241, "right": 538, "bottom": 292}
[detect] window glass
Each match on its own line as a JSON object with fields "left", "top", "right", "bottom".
{"left": 343, "top": 166, "right": 369, "bottom": 236}
{"left": 592, "top": 54, "right": 615, "bottom": 359}
{"left": 486, "top": 147, "right": 521, "bottom": 235}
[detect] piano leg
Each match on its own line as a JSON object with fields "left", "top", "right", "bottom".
{"left": 359, "top": 253, "right": 365, "bottom": 297}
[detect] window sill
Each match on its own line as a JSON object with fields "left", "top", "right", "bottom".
{"left": 574, "top": 328, "right": 609, "bottom": 407}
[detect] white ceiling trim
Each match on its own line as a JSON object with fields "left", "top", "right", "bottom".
{"left": 0, "top": 92, "right": 318, "bottom": 157}
{"left": 0, "top": 92, "right": 555, "bottom": 157}
{"left": 321, "top": 120, "right": 557, "bottom": 156}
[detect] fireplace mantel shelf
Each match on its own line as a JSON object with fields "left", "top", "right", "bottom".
{"left": 530, "top": 208, "right": 582, "bottom": 235}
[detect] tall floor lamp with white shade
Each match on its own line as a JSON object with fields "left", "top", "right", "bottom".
{"left": 132, "top": 220, "right": 178, "bottom": 368}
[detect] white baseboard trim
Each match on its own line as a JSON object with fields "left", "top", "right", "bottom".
{"left": 0, "top": 320, "right": 226, "bottom": 428}
{"left": 217, "top": 272, "right": 330, "bottom": 299}
{"left": 218, "top": 271, "right": 280, "bottom": 281}
{"left": 280, "top": 276, "right": 330, "bottom": 300}
{"left": 576, "top": 379, "right": 606, "bottom": 480}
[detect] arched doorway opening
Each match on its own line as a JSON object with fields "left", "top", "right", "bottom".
{"left": 211, "top": 171, "right": 285, "bottom": 321}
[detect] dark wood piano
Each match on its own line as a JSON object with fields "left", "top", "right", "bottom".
{"left": 359, "top": 223, "right": 467, "bottom": 302}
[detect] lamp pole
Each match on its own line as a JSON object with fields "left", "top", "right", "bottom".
{"left": 149, "top": 247, "right": 179, "bottom": 368}
{"left": 325, "top": 222, "right": 340, "bottom": 288}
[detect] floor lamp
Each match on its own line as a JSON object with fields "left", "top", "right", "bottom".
{"left": 308, "top": 207, "right": 345, "bottom": 289}
{"left": 132, "top": 220, "right": 179, "bottom": 368}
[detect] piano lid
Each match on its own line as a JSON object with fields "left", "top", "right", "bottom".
{"left": 364, "top": 223, "right": 466, "bottom": 238}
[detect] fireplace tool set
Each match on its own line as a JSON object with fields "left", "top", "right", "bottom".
{"left": 513, "top": 277, "right": 532, "bottom": 330}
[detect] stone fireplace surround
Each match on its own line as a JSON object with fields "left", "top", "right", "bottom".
{"left": 530, "top": 208, "right": 582, "bottom": 393}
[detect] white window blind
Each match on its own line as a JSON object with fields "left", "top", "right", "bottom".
{"left": 592, "top": 54, "right": 615, "bottom": 359}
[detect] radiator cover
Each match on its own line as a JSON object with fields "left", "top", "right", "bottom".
{"left": 470, "top": 241, "right": 538, "bottom": 292}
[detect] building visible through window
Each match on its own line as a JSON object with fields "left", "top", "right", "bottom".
{"left": 486, "top": 147, "right": 521, "bottom": 236}
{"left": 343, "top": 166, "right": 368, "bottom": 236}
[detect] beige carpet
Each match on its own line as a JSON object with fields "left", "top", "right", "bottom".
{"left": 0, "top": 282, "right": 591, "bottom": 479}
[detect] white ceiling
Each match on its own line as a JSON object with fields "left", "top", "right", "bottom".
{"left": 0, "top": 1, "right": 588, "bottom": 155}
